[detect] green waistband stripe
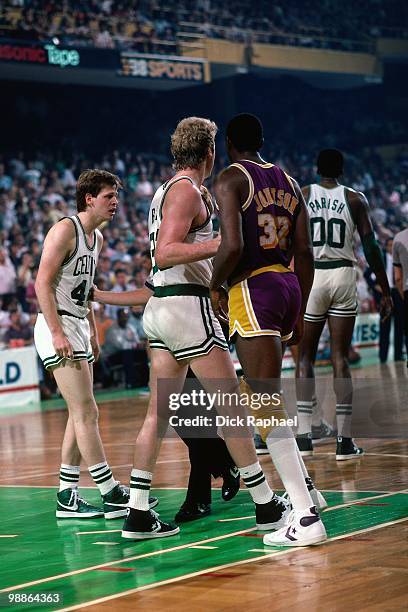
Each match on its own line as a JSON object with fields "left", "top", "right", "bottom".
{"left": 315, "top": 259, "right": 353, "bottom": 269}
{"left": 153, "top": 284, "right": 210, "bottom": 298}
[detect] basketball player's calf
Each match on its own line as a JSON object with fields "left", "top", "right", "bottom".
{"left": 329, "top": 316, "right": 364, "bottom": 460}
{"left": 54, "top": 360, "right": 158, "bottom": 519}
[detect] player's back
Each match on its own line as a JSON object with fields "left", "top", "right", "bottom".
{"left": 229, "top": 159, "right": 300, "bottom": 284}
{"left": 306, "top": 183, "right": 356, "bottom": 265}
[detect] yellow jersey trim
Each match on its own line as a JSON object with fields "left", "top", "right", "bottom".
{"left": 230, "top": 163, "right": 255, "bottom": 212}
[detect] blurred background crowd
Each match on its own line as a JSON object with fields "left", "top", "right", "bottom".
{"left": 1, "top": 0, "right": 406, "bottom": 53}
{"left": 1, "top": 0, "right": 407, "bottom": 396}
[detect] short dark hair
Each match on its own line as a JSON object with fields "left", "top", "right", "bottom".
{"left": 226, "top": 113, "right": 263, "bottom": 152}
{"left": 317, "top": 149, "right": 344, "bottom": 178}
{"left": 76, "top": 169, "right": 121, "bottom": 212}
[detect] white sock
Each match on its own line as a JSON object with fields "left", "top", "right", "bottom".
{"left": 129, "top": 468, "right": 153, "bottom": 510}
{"left": 239, "top": 462, "right": 273, "bottom": 504}
{"left": 311, "top": 396, "right": 321, "bottom": 427}
{"left": 336, "top": 404, "right": 352, "bottom": 437}
{"left": 297, "top": 400, "right": 313, "bottom": 435}
{"left": 59, "top": 464, "right": 80, "bottom": 492}
{"left": 88, "top": 462, "right": 117, "bottom": 496}
{"left": 266, "top": 429, "right": 313, "bottom": 512}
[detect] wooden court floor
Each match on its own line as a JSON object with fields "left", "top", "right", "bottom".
{"left": 0, "top": 363, "right": 407, "bottom": 611}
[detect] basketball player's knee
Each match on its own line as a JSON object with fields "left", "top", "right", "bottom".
{"left": 297, "top": 354, "right": 314, "bottom": 378}
{"left": 240, "top": 378, "right": 288, "bottom": 443}
{"left": 331, "top": 354, "right": 349, "bottom": 377}
{"left": 70, "top": 398, "right": 99, "bottom": 426}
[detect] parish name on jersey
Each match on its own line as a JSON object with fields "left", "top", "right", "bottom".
{"left": 307, "top": 196, "right": 346, "bottom": 215}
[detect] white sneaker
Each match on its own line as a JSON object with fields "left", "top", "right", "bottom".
{"left": 263, "top": 506, "right": 327, "bottom": 547}
{"left": 310, "top": 487, "right": 328, "bottom": 512}
{"left": 306, "top": 477, "right": 328, "bottom": 511}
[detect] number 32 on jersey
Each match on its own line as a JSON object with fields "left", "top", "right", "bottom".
{"left": 258, "top": 214, "right": 290, "bottom": 250}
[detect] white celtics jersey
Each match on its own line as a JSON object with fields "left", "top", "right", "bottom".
{"left": 149, "top": 176, "right": 213, "bottom": 287}
{"left": 307, "top": 183, "right": 356, "bottom": 262}
{"left": 53, "top": 215, "right": 101, "bottom": 318}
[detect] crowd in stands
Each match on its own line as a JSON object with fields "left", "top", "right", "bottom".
{"left": 1, "top": 0, "right": 406, "bottom": 54}
{"left": 0, "top": 146, "right": 407, "bottom": 375}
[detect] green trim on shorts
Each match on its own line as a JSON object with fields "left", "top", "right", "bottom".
{"left": 314, "top": 259, "right": 353, "bottom": 269}
{"left": 42, "top": 352, "right": 94, "bottom": 370}
{"left": 153, "top": 284, "right": 210, "bottom": 298}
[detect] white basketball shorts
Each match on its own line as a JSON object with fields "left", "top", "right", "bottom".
{"left": 143, "top": 293, "right": 228, "bottom": 361}
{"left": 304, "top": 266, "right": 358, "bottom": 323}
{"left": 34, "top": 313, "right": 94, "bottom": 370}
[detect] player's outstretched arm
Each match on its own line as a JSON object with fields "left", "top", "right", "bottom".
{"left": 34, "top": 220, "right": 76, "bottom": 360}
{"left": 348, "top": 189, "right": 392, "bottom": 320}
{"left": 92, "top": 286, "right": 153, "bottom": 306}
{"left": 155, "top": 180, "right": 220, "bottom": 268}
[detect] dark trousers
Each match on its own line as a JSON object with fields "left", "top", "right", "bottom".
{"left": 379, "top": 287, "right": 406, "bottom": 361}
{"left": 175, "top": 368, "right": 236, "bottom": 505}
{"left": 181, "top": 437, "right": 235, "bottom": 505}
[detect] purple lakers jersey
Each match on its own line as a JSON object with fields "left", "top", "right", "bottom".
{"left": 229, "top": 160, "right": 299, "bottom": 282}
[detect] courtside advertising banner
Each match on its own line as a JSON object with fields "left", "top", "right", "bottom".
{"left": 0, "top": 346, "right": 40, "bottom": 408}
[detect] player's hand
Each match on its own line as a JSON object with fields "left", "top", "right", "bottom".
{"left": 380, "top": 295, "right": 393, "bottom": 322}
{"left": 52, "top": 330, "right": 74, "bottom": 360}
{"left": 288, "top": 317, "right": 304, "bottom": 346}
{"left": 90, "top": 285, "right": 103, "bottom": 303}
{"left": 210, "top": 287, "right": 229, "bottom": 326}
{"left": 90, "top": 335, "right": 100, "bottom": 362}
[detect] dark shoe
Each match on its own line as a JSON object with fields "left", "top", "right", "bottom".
{"left": 296, "top": 433, "right": 314, "bottom": 456}
{"left": 255, "top": 493, "right": 291, "bottom": 531}
{"left": 222, "top": 466, "right": 240, "bottom": 501}
{"left": 175, "top": 502, "right": 211, "bottom": 523}
{"left": 336, "top": 437, "right": 364, "bottom": 461}
{"left": 122, "top": 508, "right": 179, "bottom": 539}
{"left": 103, "top": 483, "right": 158, "bottom": 519}
{"left": 311, "top": 420, "right": 336, "bottom": 440}
{"left": 254, "top": 433, "right": 269, "bottom": 455}
{"left": 56, "top": 489, "right": 104, "bottom": 519}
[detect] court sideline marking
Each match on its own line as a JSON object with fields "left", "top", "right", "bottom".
{"left": 1, "top": 489, "right": 407, "bottom": 593}
{"left": 58, "top": 516, "right": 408, "bottom": 612}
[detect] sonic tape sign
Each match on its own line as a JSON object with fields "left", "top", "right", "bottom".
{"left": 119, "top": 53, "right": 209, "bottom": 83}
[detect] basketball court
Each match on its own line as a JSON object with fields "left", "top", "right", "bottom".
{"left": 1, "top": 364, "right": 407, "bottom": 611}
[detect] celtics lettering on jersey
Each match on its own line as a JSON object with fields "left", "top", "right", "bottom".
{"left": 307, "top": 184, "right": 356, "bottom": 262}
{"left": 52, "top": 216, "right": 100, "bottom": 318}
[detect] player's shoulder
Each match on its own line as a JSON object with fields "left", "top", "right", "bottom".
{"left": 344, "top": 185, "right": 367, "bottom": 203}
{"left": 216, "top": 164, "right": 248, "bottom": 188}
{"left": 47, "top": 216, "right": 76, "bottom": 241}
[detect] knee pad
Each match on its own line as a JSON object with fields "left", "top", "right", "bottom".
{"left": 239, "top": 377, "right": 288, "bottom": 442}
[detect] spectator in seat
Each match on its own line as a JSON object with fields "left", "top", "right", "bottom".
{"left": 4, "top": 309, "right": 33, "bottom": 348}
{"left": 102, "top": 308, "right": 149, "bottom": 388}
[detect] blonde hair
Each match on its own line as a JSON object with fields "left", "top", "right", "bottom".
{"left": 171, "top": 117, "right": 217, "bottom": 171}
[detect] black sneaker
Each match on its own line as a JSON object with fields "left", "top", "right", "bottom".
{"left": 222, "top": 466, "right": 240, "bottom": 501}
{"left": 336, "top": 437, "right": 364, "bottom": 461}
{"left": 122, "top": 508, "right": 180, "bottom": 540}
{"left": 102, "top": 483, "right": 159, "bottom": 519}
{"left": 56, "top": 489, "right": 104, "bottom": 519}
{"left": 255, "top": 494, "right": 291, "bottom": 530}
{"left": 175, "top": 502, "right": 211, "bottom": 523}
{"left": 312, "top": 420, "right": 336, "bottom": 440}
{"left": 254, "top": 433, "right": 269, "bottom": 455}
{"left": 296, "top": 433, "right": 313, "bottom": 456}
